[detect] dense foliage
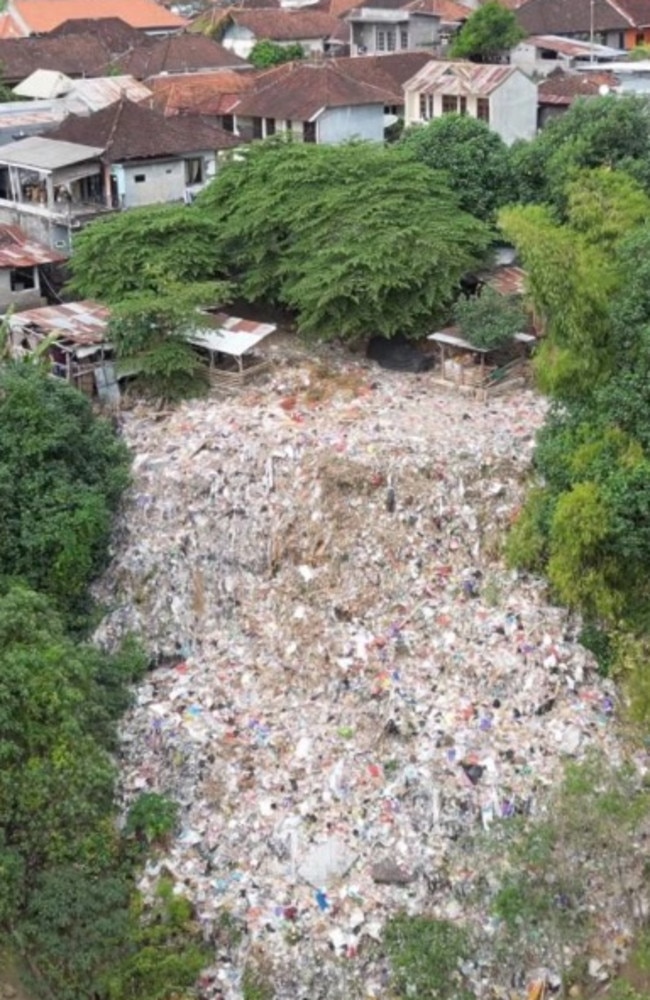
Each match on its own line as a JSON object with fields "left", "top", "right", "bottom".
{"left": 249, "top": 39, "right": 303, "bottom": 68}
{"left": 450, "top": 0, "right": 525, "bottom": 62}
{"left": 511, "top": 95, "right": 650, "bottom": 208}
{"left": 400, "top": 114, "right": 514, "bottom": 221}
{"left": 198, "top": 138, "right": 490, "bottom": 341}
{"left": 70, "top": 207, "right": 232, "bottom": 401}
{"left": 69, "top": 205, "right": 225, "bottom": 303}
{"left": 0, "top": 362, "right": 210, "bottom": 999}
{"left": 0, "top": 365, "right": 129, "bottom": 619}
{"left": 453, "top": 287, "right": 525, "bottom": 349}
{"left": 502, "top": 156, "right": 650, "bottom": 693}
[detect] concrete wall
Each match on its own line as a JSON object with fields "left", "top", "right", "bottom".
{"left": 490, "top": 71, "right": 538, "bottom": 144}
{"left": 0, "top": 264, "right": 45, "bottom": 312}
{"left": 222, "top": 23, "right": 325, "bottom": 57}
{"left": 350, "top": 12, "right": 438, "bottom": 54}
{"left": 404, "top": 69, "right": 537, "bottom": 144}
{"left": 0, "top": 204, "right": 71, "bottom": 251}
{"left": 317, "top": 104, "right": 384, "bottom": 142}
{"left": 112, "top": 153, "right": 216, "bottom": 208}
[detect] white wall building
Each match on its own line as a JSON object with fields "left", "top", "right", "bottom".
{"left": 403, "top": 60, "right": 538, "bottom": 144}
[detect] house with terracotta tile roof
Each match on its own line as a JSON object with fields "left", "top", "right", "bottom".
{"left": 537, "top": 67, "right": 620, "bottom": 127}
{"left": 146, "top": 68, "right": 258, "bottom": 129}
{"left": 229, "top": 56, "right": 401, "bottom": 141}
{"left": 403, "top": 59, "right": 537, "bottom": 144}
{"left": 0, "top": 34, "right": 121, "bottom": 86}
{"left": 0, "top": 100, "right": 239, "bottom": 249}
{"left": 514, "top": 0, "right": 650, "bottom": 52}
{"left": 3, "top": 0, "right": 186, "bottom": 37}
{"left": 345, "top": 0, "right": 470, "bottom": 55}
{"left": 109, "top": 32, "right": 249, "bottom": 78}
{"left": 211, "top": 7, "right": 344, "bottom": 58}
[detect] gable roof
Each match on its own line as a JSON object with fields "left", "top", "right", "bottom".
{"left": 47, "top": 97, "right": 239, "bottom": 160}
{"left": 515, "top": 0, "right": 650, "bottom": 36}
{"left": 111, "top": 32, "right": 248, "bottom": 78}
{"left": 330, "top": 51, "right": 433, "bottom": 89}
{"left": 7, "top": 0, "right": 186, "bottom": 35}
{"left": 217, "top": 7, "right": 341, "bottom": 41}
{"left": 0, "top": 33, "right": 112, "bottom": 83}
{"left": 47, "top": 16, "right": 142, "bottom": 50}
{"left": 14, "top": 68, "right": 74, "bottom": 99}
{"left": 147, "top": 68, "right": 257, "bottom": 115}
{"left": 0, "top": 224, "right": 66, "bottom": 266}
{"left": 538, "top": 67, "right": 620, "bottom": 104}
{"left": 404, "top": 59, "right": 520, "bottom": 96}
{"left": 232, "top": 58, "right": 401, "bottom": 119}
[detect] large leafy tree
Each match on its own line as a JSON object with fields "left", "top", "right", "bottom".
{"left": 0, "top": 365, "right": 129, "bottom": 617}
{"left": 68, "top": 204, "right": 225, "bottom": 302}
{"left": 69, "top": 206, "right": 232, "bottom": 402}
{"left": 450, "top": 0, "right": 525, "bottom": 62}
{"left": 198, "top": 138, "right": 490, "bottom": 342}
{"left": 512, "top": 95, "right": 650, "bottom": 208}
{"left": 503, "top": 174, "right": 650, "bottom": 663}
{"left": 400, "top": 113, "right": 514, "bottom": 221}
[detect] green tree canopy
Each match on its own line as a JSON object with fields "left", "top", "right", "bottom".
{"left": 68, "top": 204, "right": 225, "bottom": 303}
{"left": 248, "top": 39, "right": 304, "bottom": 68}
{"left": 0, "top": 365, "right": 130, "bottom": 617}
{"left": 504, "top": 191, "right": 650, "bottom": 653}
{"left": 400, "top": 113, "right": 514, "bottom": 221}
{"left": 511, "top": 95, "right": 650, "bottom": 208}
{"left": 198, "top": 138, "right": 490, "bottom": 342}
{"left": 453, "top": 287, "right": 525, "bottom": 350}
{"left": 450, "top": 0, "right": 525, "bottom": 62}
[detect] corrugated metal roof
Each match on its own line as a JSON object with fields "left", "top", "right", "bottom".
{"left": 10, "top": 300, "right": 110, "bottom": 345}
{"left": 525, "top": 34, "right": 625, "bottom": 58}
{"left": 404, "top": 60, "right": 518, "bottom": 97}
{"left": 14, "top": 69, "right": 73, "bottom": 99}
{"left": 487, "top": 266, "right": 527, "bottom": 297}
{"left": 0, "top": 135, "right": 103, "bottom": 170}
{"left": 189, "top": 312, "right": 276, "bottom": 357}
{"left": 0, "top": 224, "right": 67, "bottom": 265}
{"left": 61, "top": 75, "right": 152, "bottom": 114}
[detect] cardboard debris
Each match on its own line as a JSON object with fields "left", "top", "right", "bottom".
{"left": 94, "top": 347, "right": 626, "bottom": 999}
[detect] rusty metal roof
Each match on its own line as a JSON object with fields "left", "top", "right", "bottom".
{"left": 0, "top": 225, "right": 67, "bottom": 266}
{"left": 404, "top": 60, "right": 519, "bottom": 97}
{"left": 487, "top": 266, "right": 527, "bottom": 297}
{"left": 189, "top": 311, "right": 276, "bottom": 357}
{"left": 525, "top": 33, "right": 625, "bottom": 58}
{"left": 10, "top": 299, "right": 110, "bottom": 345}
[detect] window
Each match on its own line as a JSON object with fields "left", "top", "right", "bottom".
{"left": 10, "top": 266, "right": 35, "bottom": 292}
{"left": 400, "top": 29, "right": 408, "bottom": 49}
{"left": 419, "top": 93, "right": 428, "bottom": 119}
{"left": 286, "top": 119, "right": 293, "bottom": 132}
{"left": 303, "top": 120, "right": 316, "bottom": 143}
{"left": 265, "top": 117, "right": 276, "bottom": 136}
{"left": 221, "top": 114, "right": 234, "bottom": 132}
{"left": 442, "top": 94, "right": 457, "bottom": 113}
{"left": 376, "top": 27, "right": 396, "bottom": 51}
{"left": 477, "top": 97, "right": 490, "bottom": 122}
{"left": 252, "top": 117, "right": 263, "bottom": 139}
{"left": 134, "top": 174, "right": 146, "bottom": 183}
{"left": 459, "top": 96, "right": 467, "bottom": 115}
{"left": 185, "top": 158, "right": 204, "bottom": 185}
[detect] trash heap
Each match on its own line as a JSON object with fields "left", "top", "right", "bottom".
{"left": 94, "top": 354, "right": 622, "bottom": 1000}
